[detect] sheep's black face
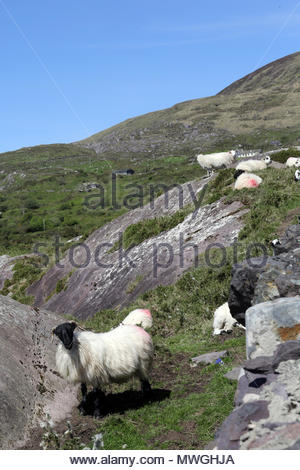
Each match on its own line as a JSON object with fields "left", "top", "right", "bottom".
{"left": 234, "top": 169, "right": 245, "bottom": 180}
{"left": 53, "top": 322, "right": 77, "bottom": 350}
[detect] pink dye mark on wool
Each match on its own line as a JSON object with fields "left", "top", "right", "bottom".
{"left": 141, "top": 309, "right": 152, "bottom": 318}
{"left": 249, "top": 179, "right": 259, "bottom": 187}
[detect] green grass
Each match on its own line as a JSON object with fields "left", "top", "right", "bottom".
{"left": 82, "top": 300, "right": 245, "bottom": 449}
{"left": 0, "top": 148, "right": 202, "bottom": 256}
{"left": 271, "top": 147, "right": 300, "bottom": 163}
{"left": 109, "top": 207, "right": 191, "bottom": 252}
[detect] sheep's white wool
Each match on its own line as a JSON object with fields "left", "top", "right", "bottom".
{"left": 121, "top": 308, "right": 152, "bottom": 329}
{"left": 55, "top": 324, "right": 153, "bottom": 388}
{"left": 286, "top": 157, "right": 300, "bottom": 167}
{"left": 196, "top": 150, "right": 236, "bottom": 170}
{"left": 236, "top": 159, "right": 267, "bottom": 172}
{"left": 234, "top": 172, "right": 262, "bottom": 190}
{"left": 213, "top": 302, "right": 236, "bottom": 335}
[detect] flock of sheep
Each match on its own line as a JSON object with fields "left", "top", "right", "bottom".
{"left": 51, "top": 147, "right": 300, "bottom": 418}
{"left": 196, "top": 150, "right": 300, "bottom": 187}
{"left": 197, "top": 148, "right": 300, "bottom": 334}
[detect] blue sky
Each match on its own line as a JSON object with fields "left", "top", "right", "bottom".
{"left": 0, "top": 0, "right": 299, "bottom": 153}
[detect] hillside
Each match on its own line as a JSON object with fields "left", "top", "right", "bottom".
{"left": 2, "top": 161, "right": 299, "bottom": 450}
{"left": 79, "top": 51, "right": 300, "bottom": 157}
{"left": 1, "top": 52, "right": 300, "bottom": 450}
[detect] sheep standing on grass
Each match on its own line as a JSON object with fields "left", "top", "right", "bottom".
{"left": 53, "top": 309, "right": 153, "bottom": 418}
{"left": 196, "top": 150, "right": 236, "bottom": 177}
{"left": 286, "top": 157, "right": 300, "bottom": 168}
{"left": 213, "top": 302, "right": 245, "bottom": 335}
{"left": 234, "top": 172, "right": 262, "bottom": 190}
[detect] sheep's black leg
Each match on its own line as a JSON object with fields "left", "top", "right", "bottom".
{"left": 93, "top": 388, "right": 106, "bottom": 419}
{"left": 141, "top": 380, "right": 152, "bottom": 396}
{"left": 81, "top": 383, "right": 87, "bottom": 400}
{"left": 78, "top": 383, "right": 88, "bottom": 415}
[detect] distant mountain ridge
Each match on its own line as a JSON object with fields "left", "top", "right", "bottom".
{"left": 1, "top": 51, "right": 299, "bottom": 163}
{"left": 78, "top": 51, "right": 300, "bottom": 158}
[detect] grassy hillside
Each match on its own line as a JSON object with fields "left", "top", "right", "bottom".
{"left": 0, "top": 146, "right": 201, "bottom": 257}
{"left": 34, "top": 164, "right": 300, "bottom": 450}
{"left": 1, "top": 51, "right": 300, "bottom": 449}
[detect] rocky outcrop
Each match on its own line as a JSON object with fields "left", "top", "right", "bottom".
{"left": 0, "top": 254, "right": 37, "bottom": 290}
{"left": 212, "top": 296, "right": 300, "bottom": 449}
{"left": 0, "top": 295, "right": 77, "bottom": 449}
{"left": 0, "top": 255, "right": 14, "bottom": 289}
{"left": 28, "top": 178, "right": 248, "bottom": 320}
{"left": 246, "top": 297, "right": 300, "bottom": 359}
{"left": 228, "top": 223, "right": 300, "bottom": 325}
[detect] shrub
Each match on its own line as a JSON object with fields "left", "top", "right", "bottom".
{"left": 271, "top": 148, "right": 300, "bottom": 163}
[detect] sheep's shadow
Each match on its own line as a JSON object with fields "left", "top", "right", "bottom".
{"left": 78, "top": 388, "right": 171, "bottom": 417}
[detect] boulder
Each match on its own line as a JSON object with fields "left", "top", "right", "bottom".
{"left": 212, "top": 298, "right": 300, "bottom": 449}
{"left": 228, "top": 224, "right": 300, "bottom": 325}
{"left": 246, "top": 297, "right": 300, "bottom": 359}
{"left": 211, "top": 401, "right": 269, "bottom": 449}
{"left": 191, "top": 350, "right": 228, "bottom": 365}
{"left": 0, "top": 295, "right": 77, "bottom": 449}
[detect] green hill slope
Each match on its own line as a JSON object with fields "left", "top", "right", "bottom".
{"left": 79, "top": 51, "right": 300, "bottom": 157}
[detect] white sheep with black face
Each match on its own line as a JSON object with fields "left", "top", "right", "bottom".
{"left": 286, "top": 157, "right": 300, "bottom": 168}
{"left": 53, "top": 309, "right": 153, "bottom": 417}
{"left": 295, "top": 169, "right": 300, "bottom": 181}
{"left": 196, "top": 150, "right": 236, "bottom": 177}
{"left": 234, "top": 172, "right": 262, "bottom": 190}
{"left": 235, "top": 155, "right": 272, "bottom": 173}
{"left": 213, "top": 302, "right": 245, "bottom": 335}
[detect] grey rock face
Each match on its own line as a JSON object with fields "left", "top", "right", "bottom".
{"left": 212, "top": 297, "right": 300, "bottom": 450}
{"left": 228, "top": 223, "right": 300, "bottom": 325}
{"left": 246, "top": 297, "right": 300, "bottom": 359}
{"left": 212, "top": 401, "right": 269, "bottom": 450}
{"left": 240, "top": 359, "right": 300, "bottom": 449}
{"left": 28, "top": 178, "right": 248, "bottom": 320}
{"left": 0, "top": 295, "right": 78, "bottom": 449}
{"left": 224, "top": 367, "right": 241, "bottom": 381}
{"left": 0, "top": 254, "right": 39, "bottom": 290}
{"left": 243, "top": 340, "right": 300, "bottom": 374}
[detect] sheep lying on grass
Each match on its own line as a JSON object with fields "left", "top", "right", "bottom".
{"left": 234, "top": 172, "right": 262, "bottom": 190}
{"left": 213, "top": 302, "right": 245, "bottom": 335}
{"left": 286, "top": 157, "right": 300, "bottom": 168}
{"left": 197, "top": 150, "right": 236, "bottom": 177}
{"left": 53, "top": 310, "right": 153, "bottom": 418}
{"left": 235, "top": 155, "right": 271, "bottom": 174}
